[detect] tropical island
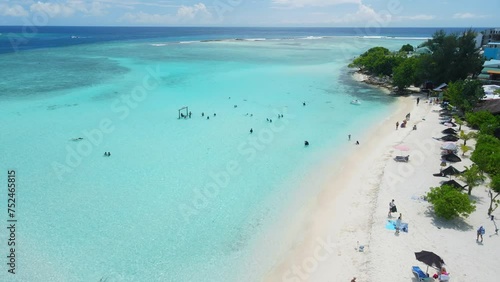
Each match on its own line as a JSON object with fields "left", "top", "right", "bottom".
{"left": 326, "top": 29, "right": 500, "bottom": 281}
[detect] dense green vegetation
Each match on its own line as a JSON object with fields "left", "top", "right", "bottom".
{"left": 350, "top": 29, "right": 484, "bottom": 91}
{"left": 445, "top": 79, "right": 485, "bottom": 113}
{"left": 465, "top": 110, "right": 500, "bottom": 135}
{"left": 471, "top": 134, "right": 500, "bottom": 175}
{"left": 351, "top": 29, "right": 499, "bottom": 220}
{"left": 426, "top": 185, "right": 476, "bottom": 220}
{"left": 350, "top": 47, "right": 401, "bottom": 76}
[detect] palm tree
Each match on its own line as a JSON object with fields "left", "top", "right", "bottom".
{"left": 460, "top": 164, "right": 485, "bottom": 195}
{"left": 459, "top": 130, "right": 475, "bottom": 145}
{"left": 460, "top": 144, "right": 471, "bottom": 156}
{"left": 454, "top": 115, "right": 464, "bottom": 131}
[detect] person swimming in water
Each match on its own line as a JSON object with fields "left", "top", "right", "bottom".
{"left": 250, "top": 128, "right": 253, "bottom": 134}
{"left": 304, "top": 141, "right": 309, "bottom": 146}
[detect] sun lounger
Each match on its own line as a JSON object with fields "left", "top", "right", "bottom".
{"left": 394, "top": 155, "right": 409, "bottom": 162}
{"left": 412, "top": 266, "right": 433, "bottom": 281}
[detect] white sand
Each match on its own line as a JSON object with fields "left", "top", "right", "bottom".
{"left": 266, "top": 96, "right": 499, "bottom": 282}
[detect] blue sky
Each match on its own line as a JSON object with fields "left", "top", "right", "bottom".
{"left": 0, "top": 0, "right": 498, "bottom": 27}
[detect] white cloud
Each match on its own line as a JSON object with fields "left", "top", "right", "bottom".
{"left": 121, "top": 3, "right": 212, "bottom": 24}
{"left": 327, "top": 3, "right": 389, "bottom": 24}
{"left": 30, "top": 2, "right": 75, "bottom": 17}
{"left": 273, "top": 0, "right": 360, "bottom": 7}
{"left": 453, "top": 13, "right": 486, "bottom": 19}
{"left": 29, "top": 1, "right": 109, "bottom": 18}
{"left": 176, "top": 3, "right": 210, "bottom": 20}
{"left": 0, "top": 4, "right": 29, "bottom": 17}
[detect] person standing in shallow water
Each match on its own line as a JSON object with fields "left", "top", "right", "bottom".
{"left": 250, "top": 128, "right": 253, "bottom": 134}
{"left": 348, "top": 134, "right": 351, "bottom": 141}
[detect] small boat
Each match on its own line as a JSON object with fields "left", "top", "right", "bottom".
{"left": 350, "top": 100, "right": 361, "bottom": 105}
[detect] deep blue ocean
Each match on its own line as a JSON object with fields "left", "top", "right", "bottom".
{"left": 0, "top": 26, "right": 485, "bottom": 54}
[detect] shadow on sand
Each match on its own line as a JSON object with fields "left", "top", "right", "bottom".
{"left": 424, "top": 208, "right": 473, "bottom": 231}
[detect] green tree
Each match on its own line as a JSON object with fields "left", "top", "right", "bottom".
{"left": 459, "top": 130, "right": 475, "bottom": 145}
{"left": 350, "top": 47, "right": 403, "bottom": 77}
{"left": 392, "top": 57, "right": 419, "bottom": 91}
{"left": 399, "top": 44, "right": 414, "bottom": 53}
{"left": 460, "top": 164, "right": 486, "bottom": 195}
{"left": 445, "top": 79, "right": 485, "bottom": 113}
{"left": 488, "top": 175, "right": 500, "bottom": 215}
{"left": 421, "top": 29, "right": 483, "bottom": 84}
{"left": 454, "top": 29, "right": 485, "bottom": 79}
{"left": 460, "top": 144, "right": 471, "bottom": 156}
{"left": 454, "top": 115, "right": 464, "bottom": 131}
{"left": 465, "top": 110, "right": 500, "bottom": 136}
{"left": 426, "top": 185, "right": 476, "bottom": 220}
{"left": 471, "top": 134, "right": 500, "bottom": 175}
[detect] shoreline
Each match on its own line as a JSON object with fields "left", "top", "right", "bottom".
{"left": 351, "top": 69, "right": 422, "bottom": 95}
{"left": 264, "top": 75, "right": 500, "bottom": 281}
{"left": 264, "top": 81, "right": 416, "bottom": 281}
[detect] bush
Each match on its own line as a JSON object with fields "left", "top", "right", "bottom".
{"left": 426, "top": 185, "right": 476, "bottom": 220}
{"left": 351, "top": 47, "right": 402, "bottom": 76}
{"left": 471, "top": 134, "right": 500, "bottom": 175}
{"left": 465, "top": 110, "right": 499, "bottom": 131}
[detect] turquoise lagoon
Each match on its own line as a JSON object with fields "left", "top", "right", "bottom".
{"left": 0, "top": 35, "right": 423, "bottom": 281}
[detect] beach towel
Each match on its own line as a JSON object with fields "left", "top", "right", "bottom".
{"left": 385, "top": 220, "right": 409, "bottom": 232}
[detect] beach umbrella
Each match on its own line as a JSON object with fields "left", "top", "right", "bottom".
{"left": 442, "top": 153, "right": 461, "bottom": 163}
{"left": 442, "top": 165, "right": 462, "bottom": 178}
{"left": 441, "top": 135, "right": 459, "bottom": 142}
{"left": 442, "top": 128, "right": 457, "bottom": 135}
{"left": 415, "top": 250, "right": 445, "bottom": 272}
{"left": 394, "top": 144, "right": 410, "bottom": 156}
{"left": 442, "top": 179, "right": 466, "bottom": 190}
{"left": 441, "top": 142, "right": 457, "bottom": 151}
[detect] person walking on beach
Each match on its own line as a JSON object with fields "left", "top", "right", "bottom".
{"left": 395, "top": 213, "right": 402, "bottom": 234}
{"left": 396, "top": 121, "right": 399, "bottom": 130}
{"left": 417, "top": 97, "right": 420, "bottom": 106}
{"left": 477, "top": 226, "right": 485, "bottom": 242}
{"left": 388, "top": 199, "right": 396, "bottom": 217}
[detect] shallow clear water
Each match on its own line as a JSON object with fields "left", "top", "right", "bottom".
{"left": 0, "top": 33, "right": 423, "bottom": 281}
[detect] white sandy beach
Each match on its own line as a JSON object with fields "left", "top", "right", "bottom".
{"left": 266, "top": 84, "right": 499, "bottom": 281}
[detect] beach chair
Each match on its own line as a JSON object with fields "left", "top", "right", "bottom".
{"left": 394, "top": 155, "right": 409, "bottom": 162}
{"left": 412, "top": 266, "right": 433, "bottom": 281}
